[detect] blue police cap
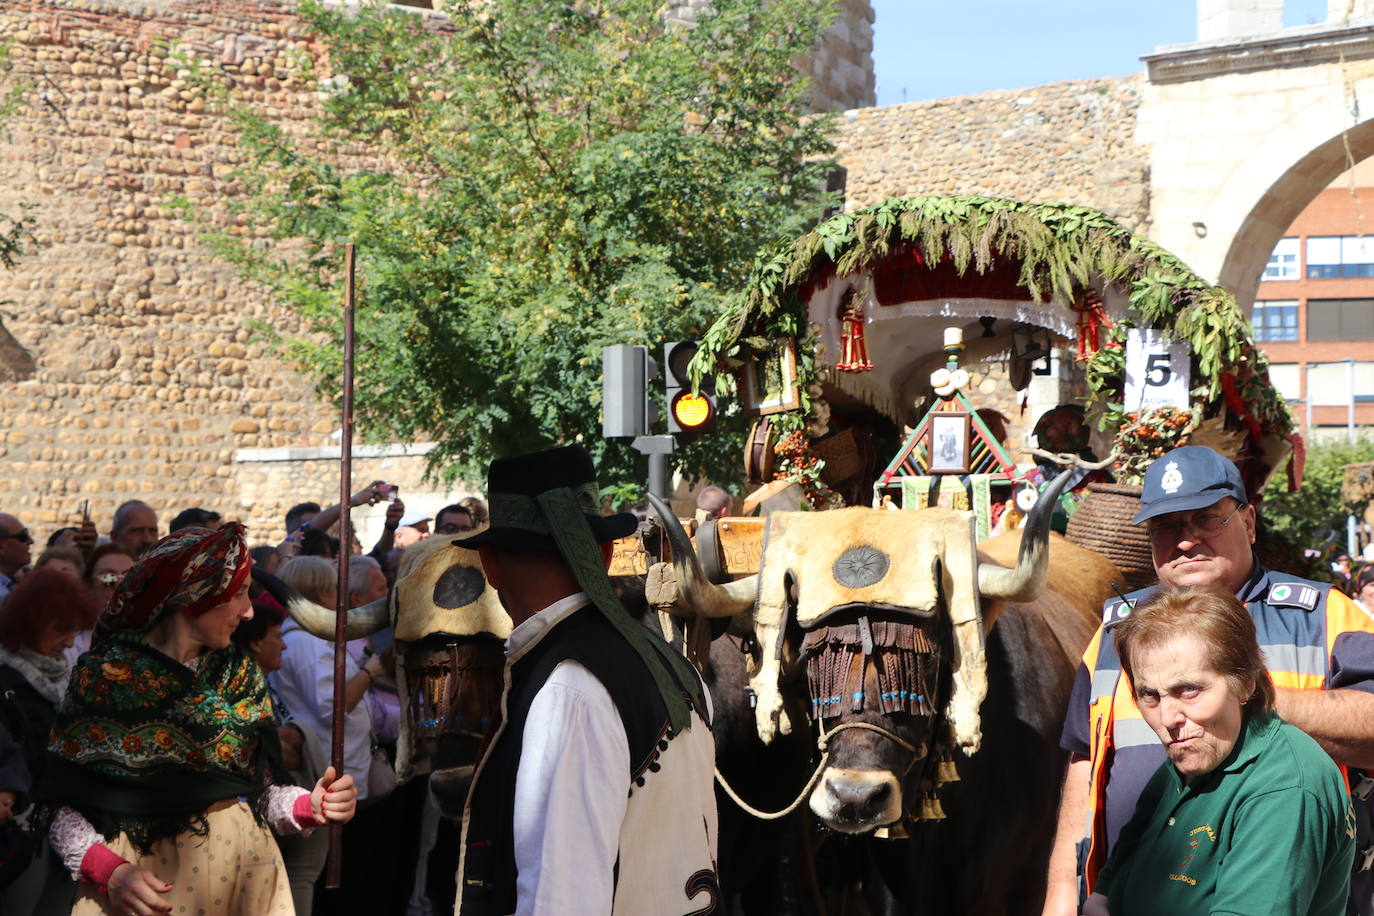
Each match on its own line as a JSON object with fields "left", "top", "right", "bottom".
{"left": 1131, "top": 445, "right": 1247, "bottom": 525}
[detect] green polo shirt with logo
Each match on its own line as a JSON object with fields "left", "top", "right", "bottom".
{"left": 1098, "top": 711, "right": 1354, "bottom": 916}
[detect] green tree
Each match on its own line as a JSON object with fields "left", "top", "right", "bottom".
{"left": 187, "top": 0, "right": 839, "bottom": 491}
{"left": 1260, "top": 436, "right": 1372, "bottom": 554}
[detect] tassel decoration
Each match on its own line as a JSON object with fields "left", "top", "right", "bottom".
{"left": 802, "top": 619, "right": 938, "bottom": 720}
{"left": 835, "top": 291, "right": 873, "bottom": 373}
{"left": 1071, "top": 289, "right": 1113, "bottom": 362}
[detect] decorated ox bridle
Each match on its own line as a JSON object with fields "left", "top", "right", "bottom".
{"left": 714, "top": 612, "right": 958, "bottom": 830}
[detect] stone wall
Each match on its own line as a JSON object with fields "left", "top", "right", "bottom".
{"left": 0, "top": 0, "right": 1151, "bottom": 544}
{"left": 832, "top": 75, "right": 1152, "bottom": 230}
{"left": 0, "top": 0, "right": 348, "bottom": 543}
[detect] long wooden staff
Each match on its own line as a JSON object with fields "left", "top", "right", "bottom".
{"left": 326, "top": 241, "right": 357, "bottom": 888}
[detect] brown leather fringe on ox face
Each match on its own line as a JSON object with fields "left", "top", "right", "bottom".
{"left": 404, "top": 636, "right": 506, "bottom": 741}
{"left": 800, "top": 618, "right": 938, "bottom": 720}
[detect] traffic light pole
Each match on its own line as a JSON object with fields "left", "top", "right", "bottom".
{"left": 632, "top": 435, "right": 675, "bottom": 500}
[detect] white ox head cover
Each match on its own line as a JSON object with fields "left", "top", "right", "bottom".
{"left": 392, "top": 534, "right": 511, "bottom": 642}
{"left": 750, "top": 506, "right": 987, "bottom": 755}
{"left": 391, "top": 534, "right": 510, "bottom": 781}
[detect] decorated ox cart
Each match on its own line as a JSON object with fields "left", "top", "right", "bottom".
{"left": 637, "top": 195, "right": 1302, "bottom": 913}
{"left": 686, "top": 195, "right": 1298, "bottom": 588}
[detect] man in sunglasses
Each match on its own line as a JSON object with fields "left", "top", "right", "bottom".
{"left": 0, "top": 515, "right": 32, "bottom": 600}
{"left": 1044, "top": 445, "right": 1374, "bottom": 915}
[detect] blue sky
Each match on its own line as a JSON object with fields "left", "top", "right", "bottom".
{"left": 871, "top": 0, "right": 1332, "bottom": 106}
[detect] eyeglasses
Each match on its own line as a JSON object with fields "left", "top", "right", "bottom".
{"left": 0, "top": 529, "right": 32, "bottom": 545}
{"left": 1146, "top": 503, "right": 1247, "bottom": 546}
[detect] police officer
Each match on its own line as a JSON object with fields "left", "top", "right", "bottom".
{"left": 1043, "top": 445, "right": 1374, "bottom": 916}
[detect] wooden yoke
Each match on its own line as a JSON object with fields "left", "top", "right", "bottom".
{"left": 608, "top": 517, "right": 765, "bottom": 579}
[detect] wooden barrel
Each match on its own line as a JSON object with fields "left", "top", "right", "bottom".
{"left": 1064, "top": 483, "right": 1156, "bottom": 592}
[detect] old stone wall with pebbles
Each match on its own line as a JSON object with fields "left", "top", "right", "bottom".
{"left": 834, "top": 75, "right": 1152, "bottom": 230}
{"left": 0, "top": 0, "right": 444, "bottom": 542}
{"left": 0, "top": 0, "right": 1141, "bottom": 542}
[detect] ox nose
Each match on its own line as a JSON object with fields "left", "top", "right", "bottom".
{"left": 826, "top": 775, "right": 891, "bottom": 823}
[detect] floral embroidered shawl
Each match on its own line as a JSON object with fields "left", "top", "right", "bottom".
{"left": 43, "top": 635, "right": 281, "bottom": 852}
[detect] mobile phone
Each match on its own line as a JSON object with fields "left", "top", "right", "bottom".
{"left": 79, "top": 499, "right": 90, "bottom": 521}
{"left": 380, "top": 484, "right": 398, "bottom": 501}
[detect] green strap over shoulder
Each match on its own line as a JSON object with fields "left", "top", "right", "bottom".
{"left": 534, "top": 487, "right": 702, "bottom": 735}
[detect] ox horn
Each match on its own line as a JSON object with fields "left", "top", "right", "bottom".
{"left": 647, "top": 494, "right": 757, "bottom": 619}
{"left": 976, "top": 466, "right": 1076, "bottom": 603}
{"left": 250, "top": 567, "right": 390, "bottom": 640}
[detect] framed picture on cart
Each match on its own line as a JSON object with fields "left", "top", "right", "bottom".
{"left": 927, "top": 412, "right": 971, "bottom": 474}
{"left": 741, "top": 337, "right": 801, "bottom": 416}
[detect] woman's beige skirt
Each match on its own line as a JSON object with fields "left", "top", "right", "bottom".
{"left": 72, "top": 799, "right": 294, "bottom": 916}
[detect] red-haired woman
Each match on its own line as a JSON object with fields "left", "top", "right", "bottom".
{"left": 0, "top": 567, "right": 99, "bottom": 913}
{"left": 42, "top": 524, "right": 357, "bottom": 916}
{"left": 0, "top": 567, "right": 99, "bottom": 782}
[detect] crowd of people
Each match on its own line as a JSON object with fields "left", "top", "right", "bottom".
{"left": 1, "top": 439, "right": 1374, "bottom": 916}
{"left": 0, "top": 484, "right": 488, "bottom": 915}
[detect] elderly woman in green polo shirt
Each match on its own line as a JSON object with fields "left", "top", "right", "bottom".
{"left": 1083, "top": 585, "right": 1354, "bottom": 916}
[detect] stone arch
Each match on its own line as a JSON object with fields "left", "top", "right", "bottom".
{"left": 1218, "top": 118, "right": 1374, "bottom": 310}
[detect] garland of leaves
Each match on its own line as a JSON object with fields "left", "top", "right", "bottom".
{"left": 694, "top": 196, "right": 1293, "bottom": 494}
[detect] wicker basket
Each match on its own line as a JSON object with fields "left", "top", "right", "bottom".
{"left": 1064, "top": 483, "right": 1155, "bottom": 592}
{"left": 813, "top": 428, "right": 865, "bottom": 489}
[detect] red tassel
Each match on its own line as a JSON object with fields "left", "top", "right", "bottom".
{"left": 836, "top": 293, "right": 873, "bottom": 373}
{"left": 1071, "top": 289, "right": 1112, "bottom": 361}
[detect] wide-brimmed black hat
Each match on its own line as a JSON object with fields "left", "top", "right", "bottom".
{"left": 453, "top": 445, "right": 637, "bottom": 552}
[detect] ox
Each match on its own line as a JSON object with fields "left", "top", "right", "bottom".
{"left": 651, "top": 472, "right": 1117, "bottom": 915}
{"left": 257, "top": 534, "right": 510, "bottom": 813}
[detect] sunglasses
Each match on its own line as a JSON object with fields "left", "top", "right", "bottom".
{"left": 0, "top": 529, "right": 32, "bottom": 545}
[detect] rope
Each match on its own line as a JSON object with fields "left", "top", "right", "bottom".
{"left": 820, "top": 720, "right": 923, "bottom": 755}
{"left": 713, "top": 720, "right": 924, "bottom": 820}
{"left": 713, "top": 752, "right": 831, "bottom": 821}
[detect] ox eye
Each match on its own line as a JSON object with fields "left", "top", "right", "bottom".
{"left": 433, "top": 565, "right": 487, "bottom": 609}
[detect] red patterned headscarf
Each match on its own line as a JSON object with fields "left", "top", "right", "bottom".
{"left": 96, "top": 523, "right": 252, "bottom": 638}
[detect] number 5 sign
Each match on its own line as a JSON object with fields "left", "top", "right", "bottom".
{"left": 1123, "top": 328, "right": 1191, "bottom": 410}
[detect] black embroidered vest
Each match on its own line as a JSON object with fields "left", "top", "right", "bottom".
{"left": 459, "top": 605, "right": 694, "bottom": 915}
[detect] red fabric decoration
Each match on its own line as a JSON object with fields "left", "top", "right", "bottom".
{"left": 835, "top": 293, "right": 872, "bottom": 373}
{"left": 1219, "top": 373, "right": 1264, "bottom": 444}
{"left": 1071, "top": 289, "right": 1113, "bottom": 361}
{"left": 1287, "top": 432, "right": 1307, "bottom": 493}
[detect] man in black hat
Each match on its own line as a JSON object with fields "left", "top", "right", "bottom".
{"left": 454, "top": 445, "right": 719, "bottom": 915}
{"left": 1044, "top": 445, "right": 1374, "bottom": 915}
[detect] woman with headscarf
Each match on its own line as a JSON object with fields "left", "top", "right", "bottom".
{"left": 41, "top": 524, "right": 357, "bottom": 916}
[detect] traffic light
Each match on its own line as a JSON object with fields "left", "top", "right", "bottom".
{"left": 601, "top": 345, "right": 658, "bottom": 439}
{"left": 663, "top": 341, "right": 716, "bottom": 438}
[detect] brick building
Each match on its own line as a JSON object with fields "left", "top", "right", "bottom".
{"left": 1254, "top": 159, "right": 1374, "bottom": 440}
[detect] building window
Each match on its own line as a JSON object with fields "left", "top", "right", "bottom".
{"left": 1253, "top": 301, "right": 1299, "bottom": 342}
{"left": 1266, "top": 363, "right": 1302, "bottom": 401}
{"left": 1307, "top": 361, "right": 1374, "bottom": 405}
{"left": 1307, "top": 299, "right": 1374, "bottom": 341}
{"left": 1306, "top": 236, "right": 1374, "bottom": 278}
{"left": 1265, "top": 237, "right": 1299, "bottom": 280}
